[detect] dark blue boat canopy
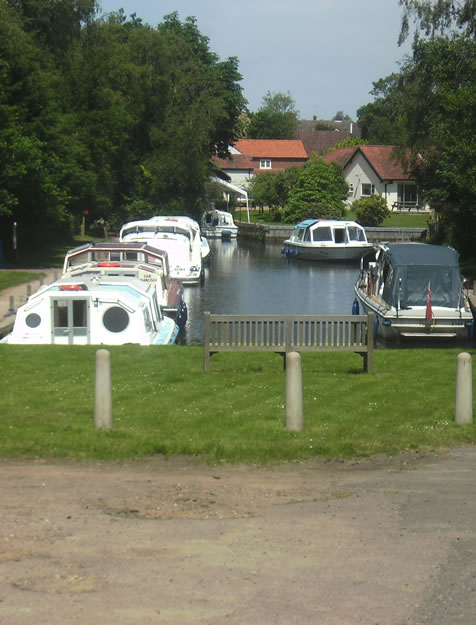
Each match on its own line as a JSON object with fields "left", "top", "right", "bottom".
{"left": 379, "top": 244, "right": 464, "bottom": 309}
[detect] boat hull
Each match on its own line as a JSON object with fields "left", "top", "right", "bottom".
{"left": 283, "top": 241, "right": 373, "bottom": 262}
{"left": 354, "top": 286, "right": 473, "bottom": 341}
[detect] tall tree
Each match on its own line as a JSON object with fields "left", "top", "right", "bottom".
{"left": 247, "top": 91, "right": 299, "bottom": 139}
{"left": 283, "top": 156, "right": 348, "bottom": 223}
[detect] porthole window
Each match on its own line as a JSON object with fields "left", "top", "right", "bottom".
{"left": 103, "top": 306, "right": 129, "bottom": 333}
{"left": 26, "top": 313, "right": 41, "bottom": 328}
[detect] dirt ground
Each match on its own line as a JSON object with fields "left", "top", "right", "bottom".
{"left": 1, "top": 449, "right": 476, "bottom": 625}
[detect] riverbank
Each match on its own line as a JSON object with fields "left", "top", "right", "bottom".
{"left": 236, "top": 220, "right": 427, "bottom": 243}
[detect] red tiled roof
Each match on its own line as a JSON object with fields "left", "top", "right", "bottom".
{"left": 234, "top": 139, "right": 308, "bottom": 159}
{"left": 213, "top": 153, "right": 254, "bottom": 170}
{"left": 324, "top": 145, "right": 412, "bottom": 180}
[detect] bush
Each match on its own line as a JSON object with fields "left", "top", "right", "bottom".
{"left": 352, "top": 195, "right": 389, "bottom": 226}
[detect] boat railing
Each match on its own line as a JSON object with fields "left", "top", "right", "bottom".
{"left": 203, "top": 312, "right": 374, "bottom": 373}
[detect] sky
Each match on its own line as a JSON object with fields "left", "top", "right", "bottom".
{"left": 97, "top": 0, "right": 413, "bottom": 121}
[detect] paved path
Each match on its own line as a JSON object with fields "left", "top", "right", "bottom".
{"left": 0, "top": 268, "right": 61, "bottom": 336}
{"left": 0, "top": 450, "right": 476, "bottom": 625}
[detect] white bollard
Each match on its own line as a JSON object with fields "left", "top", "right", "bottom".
{"left": 455, "top": 352, "right": 473, "bottom": 424}
{"left": 286, "top": 351, "right": 303, "bottom": 431}
{"left": 95, "top": 349, "right": 112, "bottom": 430}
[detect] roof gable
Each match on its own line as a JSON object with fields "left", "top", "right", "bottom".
{"left": 324, "top": 145, "right": 412, "bottom": 181}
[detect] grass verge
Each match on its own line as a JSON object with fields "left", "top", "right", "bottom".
{"left": 0, "top": 345, "right": 474, "bottom": 464}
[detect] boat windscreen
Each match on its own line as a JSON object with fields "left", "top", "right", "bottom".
{"left": 347, "top": 226, "right": 366, "bottom": 242}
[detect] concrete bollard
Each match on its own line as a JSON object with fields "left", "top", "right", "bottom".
{"left": 455, "top": 352, "right": 473, "bottom": 424}
{"left": 26, "top": 284, "right": 31, "bottom": 297}
{"left": 285, "top": 351, "right": 303, "bottom": 431}
{"left": 8, "top": 295, "right": 15, "bottom": 313}
{"left": 94, "top": 349, "right": 112, "bottom": 430}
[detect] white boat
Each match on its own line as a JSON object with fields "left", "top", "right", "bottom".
{"left": 354, "top": 243, "right": 474, "bottom": 341}
{"left": 62, "top": 241, "right": 187, "bottom": 329}
{"left": 282, "top": 219, "right": 373, "bottom": 261}
{"left": 201, "top": 237, "right": 211, "bottom": 263}
{"left": 1, "top": 274, "right": 179, "bottom": 345}
{"left": 201, "top": 209, "right": 239, "bottom": 239}
{"left": 119, "top": 216, "right": 203, "bottom": 285}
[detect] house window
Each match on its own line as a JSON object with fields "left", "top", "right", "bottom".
{"left": 260, "top": 159, "right": 272, "bottom": 169}
{"left": 361, "top": 183, "right": 375, "bottom": 196}
{"left": 348, "top": 183, "right": 354, "bottom": 196}
{"left": 397, "top": 183, "right": 418, "bottom": 205}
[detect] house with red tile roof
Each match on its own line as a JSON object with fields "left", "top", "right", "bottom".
{"left": 213, "top": 139, "right": 308, "bottom": 190}
{"left": 324, "top": 145, "right": 428, "bottom": 211}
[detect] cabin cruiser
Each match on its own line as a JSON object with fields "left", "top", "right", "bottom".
{"left": 201, "top": 209, "right": 239, "bottom": 239}
{"left": 62, "top": 241, "right": 187, "bottom": 328}
{"left": 1, "top": 274, "right": 179, "bottom": 345}
{"left": 119, "top": 216, "right": 203, "bottom": 285}
{"left": 282, "top": 219, "right": 373, "bottom": 261}
{"left": 354, "top": 243, "right": 474, "bottom": 341}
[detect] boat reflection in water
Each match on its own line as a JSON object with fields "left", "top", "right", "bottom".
{"left": 182, "top": 239, "right": 359, "bottom": 345}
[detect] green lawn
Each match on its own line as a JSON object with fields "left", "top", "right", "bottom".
{"left": 235, "top": 208, "right": 431, "bottom": 229}
{"left": 0, "top": 345, "right": 474, "bottom": 464}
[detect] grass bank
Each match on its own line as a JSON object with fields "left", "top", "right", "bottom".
{"left": 0, "top": 345, "right": 474, "bottom": 464}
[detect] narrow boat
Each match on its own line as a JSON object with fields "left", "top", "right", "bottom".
{"left": 119, "top": 216, "right": 203, "bottom": 285}
{"left": 282, "top": 219, "right": 373, "bottom": 261}
{"left": 62, "top": 241, "right": 187, "bottom": 328}
{"left": 354, "top": 242, "right": 474, "bottom": 341}
{"left": 201, "top": 209, "right": 239, "bottom": 239}
{"left": 1, "top": 274, "right": 179, "bottom": 345}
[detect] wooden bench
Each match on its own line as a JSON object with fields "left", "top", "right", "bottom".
{"left": 203, "top": 312, "right": 375, "bottom": 373}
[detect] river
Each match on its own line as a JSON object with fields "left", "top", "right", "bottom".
{"left": 181, "top": 239, "right": 361, "bottom": 345}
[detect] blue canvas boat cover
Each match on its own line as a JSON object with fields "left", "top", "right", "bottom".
{"left": 380, "top": 243, "right": 464, "bottom": 309}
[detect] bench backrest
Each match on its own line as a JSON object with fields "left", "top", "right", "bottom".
{"left": 203, "top": 312, "right": 374, "bottom": 371}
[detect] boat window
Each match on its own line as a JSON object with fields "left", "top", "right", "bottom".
{"left": 347, "top": 226, "right": 366, "bottom": 242}
{"left": 103, "top": 306, "right": 129, "bottom": 333}
{"left": 72, "top": 300, "right": 87, "bottom": 327}
{"left": 69, "top": 252, "right": 88, "bottom": 266}
{"left": 54, "top": 300, "right": 69, "bottom": 327}
{"left": 94, "top": 251, "right": 110, "bottom": 261}
{"left": 297, "top": 228, "right": 307, "bottom": 241}
{"left": 26, "top": 313, "right": 41, "bottom": 328}
{"left": 312, "top": 227, "right": 332, "bottom": 242}
{"left": 334, "top": 228, "right": 346, "bottom": 244}
{"left": 124, "top": 252, "right": 139, "bottom": 261}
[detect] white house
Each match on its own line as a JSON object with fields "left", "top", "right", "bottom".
{"left": 324, "top": 145, "right": 429, "bottom": 211}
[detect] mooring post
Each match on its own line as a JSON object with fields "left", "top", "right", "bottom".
{"left": 455, "top": 352, "right": 473, "bottom": 424}
{"left": 285, "top": 351, "right": 303, "bottom": 431}
{"left": 94, "top": 349, "right": 112, "bottom": 430}
{"left": 8, "top": 295, "right": 15, "bottom": 314}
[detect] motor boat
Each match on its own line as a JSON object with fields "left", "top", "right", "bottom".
{"left": 201, "top": 237, "right": 211, "bottom": 263}
{"left": 119, "top": 216, "right": 203, "bottom": 285}
{"left": 282, "top": 219, "right": 373, "bottom": 261}
{"left": 354, "top": 242, "right": 474, "bottom": 341}
{"left": 62, "top": 241, "right": 187, "bottom": 328}
{"left": 1, "top": 274, "right": 179, "bottom": 345}
{"left": 201, "top": 209, "right": 239, "bottom": 239}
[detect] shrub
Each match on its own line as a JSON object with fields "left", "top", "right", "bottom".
{"left": 352, "top": 195, "right": 389, "bottom": 226}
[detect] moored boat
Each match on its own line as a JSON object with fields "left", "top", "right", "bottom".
{"left": 201, "top": 209, "right": 239, "bottom": 239}
{"left": 62, "top": 241, "right": 187, "bottom": 328}
{"left": 1, "top": 274, "right": 179, "bottom": 345}
{"left": 119, "top": 216, "right": 203, "bottom": 285}
{"left": 354, "top": 242, "right": 474, "bottom": 341}
{"left": 282, "top": 219, "right": 373, "bottom": 262}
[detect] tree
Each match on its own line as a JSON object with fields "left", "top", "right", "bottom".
{"left": 283, "top": 156, "right": 348, "bottom": 223}
{"left": 352, "top": 196, "right": 389, "bottom": 226}
{"left": 247, "top": 91, "right": 299, "bottom": 139}
{"left": 356, "top": 74, "right": 408, "bottom": 144}
{"left": 398, "top": 0, "right": 476, "bottom": 43}
{"left": 328, "top": 137, "right": 368, "bottom": 152}
{"left": 333, "top": 110, "right": 352, "bottom": 121}
{"left": 248, "top": 166, "right": 300, "bottom": 211}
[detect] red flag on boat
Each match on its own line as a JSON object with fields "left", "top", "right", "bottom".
{"left": 425, "top": 280, "right": 432, "bottom": 321}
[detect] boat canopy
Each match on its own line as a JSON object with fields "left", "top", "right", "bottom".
{"left": 378, "top": 244, "right": 464, "bottom": 309}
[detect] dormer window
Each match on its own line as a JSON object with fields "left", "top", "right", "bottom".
{"left": 260, "top": 159, "right": 272, "bottom": 169}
